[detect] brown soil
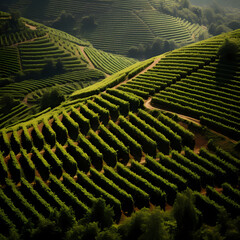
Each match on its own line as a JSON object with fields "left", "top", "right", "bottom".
{"left": 25, "top": 23, "right": 37, "bottom": 30}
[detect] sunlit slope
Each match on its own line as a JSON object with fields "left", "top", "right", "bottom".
{"left": 1, "top": 0, "right": 207, "bottom": 55}
{"left": 0, "top": 13, "right": 137, "bottom": 128}
{"left": 0, "top": 31, "right": 240, "bottom": 238}
{"left": 111, "top": 29, "right": 240, "bottom": 140}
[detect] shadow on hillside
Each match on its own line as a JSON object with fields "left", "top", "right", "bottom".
{"left": 214, "top": 55, "right": 238, "bottom": 86}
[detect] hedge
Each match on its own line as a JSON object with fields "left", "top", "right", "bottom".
{"left": 117, "top": 162, "right": 166, "bottom": 208}
{"left": 20, "top": 177, "right": 53, "bottom": 217}
{"left": 90, "top": 168, "right": 134, "bottom": 214}
{"left": 79, "top": 104, "right": 100, "bottom": 130}
{"left": 145, "top": 155, "right": 187, "bottom": 191}
{"left": 34, "top": 176, "right": 68, "bottom": 210}
{"left": 62, "top": 111, "right": 79, "bottom": 140}
{"left": 77, "top": 133, "right": 103, "bottom": 171}
{"left": 62, "top": 172, "right": 96, "bottom": 207}
{"left": 8, "top": 151, "right": 21, "bottom": 184}
{"left": 70, "top": 107, "right": 90, "bottom": 135}
{"left": 49, "top": 175, "right": 89, "bottom": 219}
{"left": 99, "top": 124, "right": 129, "bottom": 162}
{"left": 119, "top": 116, "right": 157, "bottom": 156}
{"left": 131, "top": 159, "right": 177, "bottom": 205}
{"left": 42, "top": 119, "right": 56, "bottom": 148}
{"left": 76, "top": 170, "right": 122, "bottom": 222}
{"left": 55, "top": 142, "right": 77, "bottom": 177}
{"left": 20, "top": 126, "right": 32, "bottom": 152}
{"left": 51, "top": 115, "right": 68, "bottom": 145}
{"left": 31, "top": 147, "right": 51, "bottom": 181}
{"left": 108, "top": 120, "right": 142, "bottom": 160}
{"left": 66, "top": 139, "right": 90, "bottom": 173}
{"left": 104, "top": 165, "right": 150, "bottom": 209}
{"left": 89, "top": 130, "right": 117, "bottom": 168}
{"left": 19, "top": 148, "right": 35, "bottom": 183}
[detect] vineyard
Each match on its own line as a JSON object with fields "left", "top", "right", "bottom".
{"left": 1, "top": 0, "right": 209, "bottom": 55}
{"left": 0, "top": 14, "right": 137, "bottom": 129}
{"left": 0, "top": 74, "right": 240, "bottom": 237}
{"left": 116, "top": 29, "right": 240, "bottom": 140}
{"left": 0, "top": 4, "right": 240, "bottom": 239}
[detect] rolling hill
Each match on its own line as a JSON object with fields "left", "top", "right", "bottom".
{"left": 0, "top": 27, "right": 239, "bottom": 239}
{"left": 0, "top": 12, "right": 137, "bottom": 128}
{"left": 0, "top": 0, "right": 208, "bottom": 56}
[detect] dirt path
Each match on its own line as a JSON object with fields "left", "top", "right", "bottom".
{"left": 113, "top": 55, "right": 163, "bottom": 90}
{"left": 144, "top": 97, "right": 201, "bottom": 125}
{"left": 78, "top": 46, "right": 95, "bottom": 69}
{"left": 25, "top": 23, "right": 37, "bottom": 30}
{"left": 144, "top": 97, "right": 237, "bottom": 145}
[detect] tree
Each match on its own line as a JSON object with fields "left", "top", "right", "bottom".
{"left": 52, "top": 10, "right": 76, "bottom": 31}
{"left": 81, "top": 15, "right": 97, "bottom": 32}
{"left": 66, "top": 222, "right": 100, "bottom": 240}
{"left": 96, "top": 227, "right": 122, "bottom": 240}
{"left": 56, "top": 59, "right": 65, "bottom": 73}
{"left": 218, "top": 37, "right": 239, "bottom": 61}
{"left": 173, "top": 189, "right": 199, "bottom": 240}
{"left": 86, "top": 198, "right": 114, "bottom": 230}
{"left": 40, "top": 87, "right": 65, "bottom": 110}
{"left": 139, "top": 208, "right": 169, "bottom": 240}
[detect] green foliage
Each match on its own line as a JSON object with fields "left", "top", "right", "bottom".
{"left": 131, "top": 159, "right": 176, "bottom": 205}
{"left": 119, "top": 207, "right": 170, "bottom": 240}
{"left": 218, "top": 38, "right": 239, "bottom": 60}
{"left": 19, "top": 148, "right": 35, "bottom": 183}
{"left": 85, "top": 198, "right": 114, "bottom": 230}
{"left": 108, "top": 120, "right": 142, "bottom": 160}
{"left": 99, "top": 124, "right": 129, "bottom": 162}
{"left": 62, "top": 111, "right": 79, "bottom": 140}
{"left": 70, "top": 107, "right": 90, "bottom": 135}
{"left": 62, "top": 172, "right": 96, "bottom": 207}
{"left": 76, "top": 170, "right": 122, "bottom": 222}
{"left": 90, "top": 168, "right": 134, "bottom": 214}
{"left": 89, "top": 130, "right": 117, "bottom": 168}
{"left": 55, "top": 142, "right": 77, "bottom": 177}
{"left": 31, "top": 124, "right": 45, "bottom": 151}
{"left": 43, "top": 144, "right": 63, "bottom": 178}
{"left": 49, "top": 175, "right": 89, "bottom": 219}
{"left": 0, "top": 151, "right": 8, "bottom": 184}
{"left": 119, "top": 115, "right": 157, "bottom": 156}
{"left": 31, "top": 147, "right": 50, "bottom": 181}
{"left": 79, "top": 103, "right": 100, "bottom": 130}
{"left": 173, "top": 189, "right": 200, "bottom": 240}
{"left": 42, "top": 119, "right": 56, "bottom": 148}
{"left": 52, "top": 115, "right": 68, "bottom": 145}
{"left": 40, "top": 88, "right": 65, "bottom": 110}
{"left": 77, "top": 133, "right": 103, "bottom": 171}
{"left": 66, "top": 139, "right": 90, "bottom": 173}
{"left": 8, "top": 151, "right": 21, "bottom": 184}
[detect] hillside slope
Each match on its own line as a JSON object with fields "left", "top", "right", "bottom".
{"left": 0, "top": 0, "right": 207, "bottom": 55}
{"left": 0, "top": 29, "right": 240, "bottom": 239}
{"left": 0, "top": 12, "right": 137, "bottom": 128}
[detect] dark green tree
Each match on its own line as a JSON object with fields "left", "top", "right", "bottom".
{"left": 40, "top": 87, "right": 65, "bottom": 110}
{"left": 173, "top": 189, "right": 199, "bottom": 240}
{"left": 85, "top": 198, "right": 114, "bottom": 230}
{"left": 218, "top": 37, "right": 239, "bottom": 60}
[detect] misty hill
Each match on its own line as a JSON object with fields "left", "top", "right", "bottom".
{"left": 0, "top": 28, "right": 239, "bottom": 240}
{"left": 0, "top": 0, "right": 208, "bottom": 56}
{"left": 0, "top": 12, "right": 137, "bottom": 128}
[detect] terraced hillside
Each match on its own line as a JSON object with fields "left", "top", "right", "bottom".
{"left": 0, "top": 30, "right": 239, "bottom": 239}
{"left": 0, "top": 0, "right": 208, "bottom": 55}
{"left": 0, "top": 12, "right": 137, "bottom": 128}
